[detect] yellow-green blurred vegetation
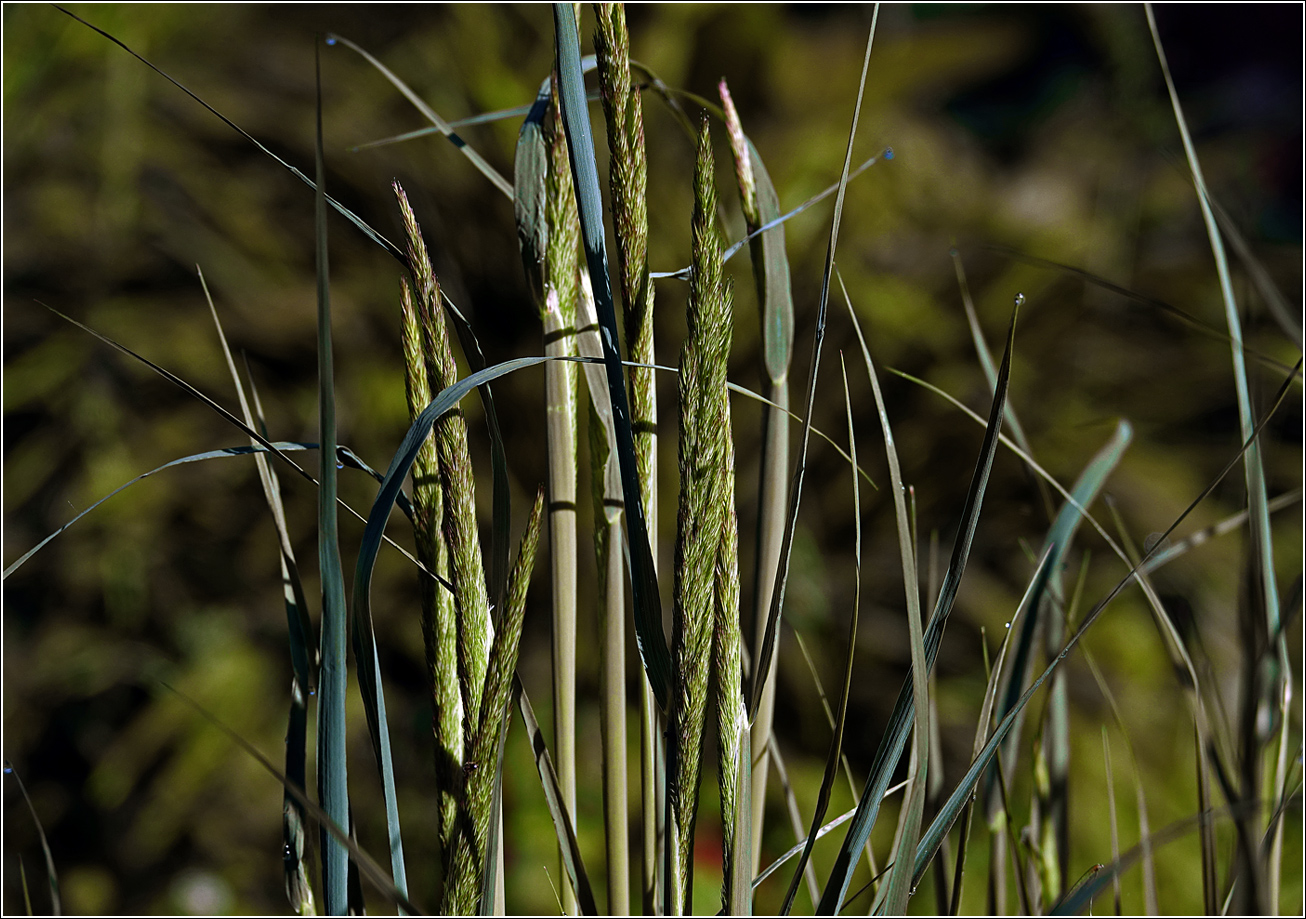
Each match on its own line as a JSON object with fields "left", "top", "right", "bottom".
{"left": 4, "top": 4, "right": 1301, "bottom": 915}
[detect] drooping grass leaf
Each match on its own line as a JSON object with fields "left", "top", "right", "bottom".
{"left": 3, "top": 441, "right": 314, "bottom": 580}
{"left": 325, "top": 33, "right": 513, "bottom": 198}
{"left": 553, "top": 2, "right": 670, "bottom": 708}
{"left": 818, "top": 293, "right": 1021, "bottom": 915}
{"left": 202, "top": 271, "right": 317, "bottom": 914}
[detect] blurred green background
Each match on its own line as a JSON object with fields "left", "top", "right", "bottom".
{"left": 4, "top": 4, "right": 1301, "bottom": 915}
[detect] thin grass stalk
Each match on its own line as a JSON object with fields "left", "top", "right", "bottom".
{"left": 668, "top": 116, "right": 733, "bottom": 914}
{"left": 594, "top": 10, "right": 659, "bottom": 909}
{"left": 590, "top": 389, "right": 631, "bottom": 914}
{"left": 719, "top": 79, "right": 792, "bottom": 878}
{"left": 442, "top": 490, "right": 546, "bottom": 914}
{"left": 862, "top": 325, "right": 927, "bottom": 917}
{"left": 765, "top": 733, "right": 822, "bottom": 907}
{"left": 399, "top": 273, "right": 463, "bottom": 867}
{"left": 541, "top": 71, "right": 584, "bottom": 917}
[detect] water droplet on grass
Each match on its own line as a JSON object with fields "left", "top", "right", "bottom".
{"left": 883, "top": 147, "right": 894, "bottom": 160}
{"left": 325, "top": 35, "right": 337, "bottom": 46}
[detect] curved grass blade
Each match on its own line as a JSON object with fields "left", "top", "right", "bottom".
{"left": 350, "top": 89, "right": 601, "bottom": 153}
{"left": 325, "top": 33, "right": 513, "bottom": 199}
{"left": 553, "top": 2, "right": 669, "bottom": 707}
{"left": 749, "top": 7, "right": 878, "bottom": 723}
{"left": 778, "top": 357, "right": 863, "bottom": 915}
{"left": 5, "top": 762, "right": 60, "bottom": 915}
{"left": 55, "top": 6, "right": 404, "bottom": 264}
{"left": 3, "top": 441, "right": 314, "bottom": 580}
{"left": 158, "top": 683, "right": 422, "bottom": 915}
{"left": 816, "top": 293, "right": 1020, "bottom": 915}
{"left": 350, "top": 354, "right": 587, "bottom": 683}
{"left": 311, "top": 44, "right": 354, "bottom": 914}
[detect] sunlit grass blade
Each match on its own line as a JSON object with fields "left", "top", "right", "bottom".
{"left": 1102, "top": 729, "right": 1123, "bottom": 915}
{"left": 3, "top": 441, "right": 313, "bottom": 580}
{"left": 159, "top": 683, "right": 421, "bottom": 914}
{"left": 778, "top": 357, "right": 861, "bottom": 915}
{"left": 554, "top": 2, "right": 670, "bottom": 709}
{"left": 748, "top": 5, "right": 877, "bottom": 727}
{"left": 325, "top": 33, "right": 513, "bottom": 198}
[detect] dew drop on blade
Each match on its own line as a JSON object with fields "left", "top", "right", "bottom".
{"left": 883, "top": 146, "right": 894, "bottom": 160}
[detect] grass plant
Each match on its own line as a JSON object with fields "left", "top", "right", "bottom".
{"left": 3, "top": 4, "right": 1302, "bottom": 916}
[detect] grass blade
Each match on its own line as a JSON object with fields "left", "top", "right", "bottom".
{"left": 909, "top": 357, "right": 1303, "bottom": 894}
{"left": 860, "top": 299, "right": 928, "bottom": 916}
{"left": 5, "top": 762, "right": 60, "bottom": 915}
{"left": 553, "top": 2, "right": 670, "bottom": 707}
{"left": 202, "top": 272, "right": 318, "bottom": 913}
{"left": 311, "top": 41, "right": 353, "bottom": 915}
{"left": 325, "top": 33, "right": 513, "bottom": 198}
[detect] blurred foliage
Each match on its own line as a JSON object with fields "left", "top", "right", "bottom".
{"left": 3, "top": 4, "right": 1301, "bottom": 915}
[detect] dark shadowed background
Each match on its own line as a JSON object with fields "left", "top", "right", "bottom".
{"left": 4, "top": 4, "right": 1302, "bottom": 914}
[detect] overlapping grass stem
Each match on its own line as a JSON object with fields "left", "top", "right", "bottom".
{"left": 594, "top": 5, "right": 658, "bottom": 912}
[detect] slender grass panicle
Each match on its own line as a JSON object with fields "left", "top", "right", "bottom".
{"left": 668, "top": 114, "right": 737, "bottom": 914}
